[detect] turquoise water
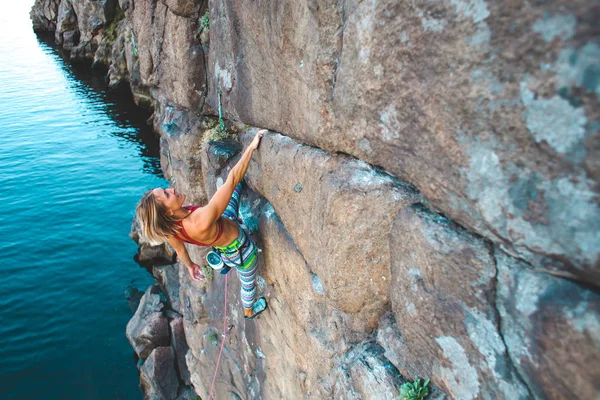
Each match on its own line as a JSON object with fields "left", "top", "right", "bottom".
{"left": 0, "top": 2, "right": 166, "bottom": 399}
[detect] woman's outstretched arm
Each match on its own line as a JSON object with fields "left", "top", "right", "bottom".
{"left": 168, "top": 236, "right": 203, "bottom": 280}
{"left": 197, "top": 130, "right": 265, "bottom": 226}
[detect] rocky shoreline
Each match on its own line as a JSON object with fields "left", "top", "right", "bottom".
{"left": 31, "top": 0, "right": 599, "bottom": 399}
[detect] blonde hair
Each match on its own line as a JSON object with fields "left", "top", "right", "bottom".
{"left": 135, "top": 189, "right": 181, "bottom": 245}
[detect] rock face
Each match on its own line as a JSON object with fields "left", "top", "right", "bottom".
{"left": 139, "top": 346, "right": 179, "bottom": 400}
{"left": 124, "top": 284, "right": 195, "bottom": 398}
{"left": 31, "top": 0, "right": 600, "bottom": 399}
{"left": 206, "top": 0, "right": 600, "bottom": 286}
{"left": 496, "top": 252, "right": 600, "bottom": 400}
{"left": 126, "top": 287, "right": 170, "bottom": 359}
{"left": 387, "top": 205, "right": 529, "bottom": 399}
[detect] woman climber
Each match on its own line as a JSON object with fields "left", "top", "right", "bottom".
{"left": 135, "top": 129, "right": 267, "bottom": 320}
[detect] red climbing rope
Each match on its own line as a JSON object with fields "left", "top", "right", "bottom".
{"left": 207, "top": 273, "right": 229, "bottom": 400}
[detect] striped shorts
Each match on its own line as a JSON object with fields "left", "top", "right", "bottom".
{"left": 215, "top": 183, "right": 258, "bottom": 310}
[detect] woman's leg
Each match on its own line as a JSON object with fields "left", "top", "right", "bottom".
{"left": 222, "top": 183, "right": 242, "bottom": 220}
{"left": 217, "top": 225, "right": 259, "bottom": 314}
{"left": 238, "top": 259, "right": 258, "bottom": 313}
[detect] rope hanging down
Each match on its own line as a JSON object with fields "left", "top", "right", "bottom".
{"left": 207, "top": 273, "right": 230, "bottom": 400}
{"left": 217, "top": 88, "right": 225, "bottom": 131}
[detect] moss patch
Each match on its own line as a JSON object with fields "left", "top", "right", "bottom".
{"left": 201, "top": 119, "right": 239, "bottom": 150}
{"left": 104, "top": 5, "right": 125, "bottom": 44}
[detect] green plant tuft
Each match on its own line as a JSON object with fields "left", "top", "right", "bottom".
{"left": 201, "top": 10, "right": 210, "bottom": 31}
{"left": 206, "top": 332, "right": 219, "bottom": 346}
{"left": 200, "top": 264, "right": 214, "bottom": 281}
{"left": 399, "top": 378, "right": 430, "bottom": 400}
{"left": 201, "top": 124, "right": 238, "bottom": 150}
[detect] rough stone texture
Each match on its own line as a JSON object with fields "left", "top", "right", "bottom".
{"left": 243, "top": 131, "right": 422, "bottom": 331}
{"left": 257, "top": 210, "right": 352, "bottom": 399}
{"left": 131, "top": 217, "right": 177, "bottom": 268}
{"left": 388, "top": 204, "right": 529, "bottom": 399}
{"left": 124, "top": 286, "right": 144, "bottom": 314}
{"left": 61, "top": 29, "right": 79, "bottom": 50}
{"left": 377, "top": 313, "right": 450, "bottom": 400}
{"left": 139, "top": 346, "right": 179, "bottom": 400}
{"left": 170, "top": 316, "right": 192, "bottom": 386}
{"left": 157, "top": 124, "right": 600, "bottom": 400}
{"left": 126, "top": 287, "right": 170, "bottom": 359}
{"left": 331, "top": 339, "right": 405, "bottom": 399}
{"left": 159, "top": 0, "right": 202, "bottom": 19}
{"left": 30, "top": 0, "right": 60, "bottom": 32}
{"left": 128, "top": 0, "right": 206, "bottom": 113}
{"left": 496, "top": 250, "right": 600, "bottom": 400}
{"left": 154, "top": 264, "right": 183, "bottom": 314}
{"left": 136, "top": 242, "right": 176, "bottom": 268}
{"left": 174, "top": 137, "right": 419, "bottom": 399}
{"left": 54, "top": 0, "right": 77, "bottom": 45}
{"left": 159, "top": 120, "right": 209, "bottom": 205}
{"left": 48, "top": 0, "right": 115, "bottom": 47}
{"left": 207, "top": 0, "right": 600, "bottom": 286}
{"left": 174, "top": 386, "right": 198, "bottom": 400}
{"left": 68, "top": 0, "right": 116, "bottom": 41}
{"left": 70, "top": 40, "right": 96, "bottom": 62}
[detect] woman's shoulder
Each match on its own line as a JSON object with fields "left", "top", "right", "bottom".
{"left": 186, "top": 205, "right": 212, "bottom": 231}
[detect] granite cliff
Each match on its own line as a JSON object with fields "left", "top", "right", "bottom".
{"left": 31, "top": 0, "right": 600, "bottom": 399}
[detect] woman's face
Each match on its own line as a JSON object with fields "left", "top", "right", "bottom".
{"left": 152, "top": 187, "right": 185, "bottom": 212}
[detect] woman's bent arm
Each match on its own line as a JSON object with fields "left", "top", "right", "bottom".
{"left": 168, "top": 236, "right": 201, "bottom": 278}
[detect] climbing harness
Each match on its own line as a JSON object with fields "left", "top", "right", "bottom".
{"left": 207, "top": 273, "right": 229, "bottom": 400}
{"left": 210, "top": 218, "right": 254, "bottom": 269}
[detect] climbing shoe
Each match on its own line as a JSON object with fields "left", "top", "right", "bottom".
{"left": 244, "top": 297, "right": 268, "bottom": 320}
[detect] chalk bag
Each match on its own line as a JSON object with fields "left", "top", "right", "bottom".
{"left": 206, "top": 250, "right": 224, "bottom": 270}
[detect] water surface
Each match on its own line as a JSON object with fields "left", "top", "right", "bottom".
{"left": 0, "top": 2, "right": 165, "bottom": 398}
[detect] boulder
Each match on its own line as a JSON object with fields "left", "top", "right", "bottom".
{"left": 126, "top": 287, "right": 170, "bottom": 359}
{"left": 135, "top": 242, "right": 176, "bottom": 268}
{"left": 30, "top": 0, "right": 60, "bottom": 32}
{"left": 130, "top": 217, "right": 177, "bottom": 268}
{"left": 170, "top": 316, "right": 191, "bottom": 385}
{"left": 62, "top": 29, "right": 80, "bottom": 50}
{"left": 496, "top": 250, "right": 600, "bottom": 399}
{"left": 69, "top": 0, "right": 116, "bottom": 41}
{"left": 332, "top": 340, "right": 404, "bottom": 400}
{"left": 139, "top": 346, "right": 179, "bottom": 400}
{"left": 154, "top": 264, "right": 183, "bottom": 314}
{"left": 124, "top": 286, "right": 144, "bottom": 314}
{"left": 54, "top": 0, "right": 77, "bottom": 46}
{"left": 70, "top": 40, "right": 96, "bottom": 62}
